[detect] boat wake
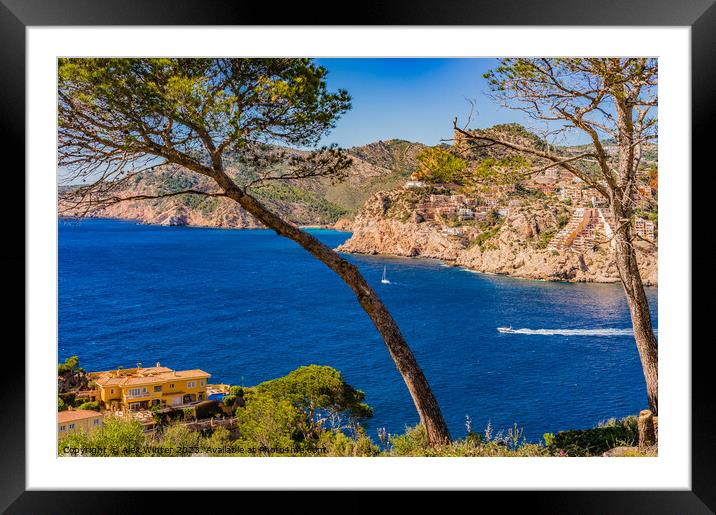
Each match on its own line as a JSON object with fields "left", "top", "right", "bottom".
{"left": 496, "top": 327, "right": 647, "bottom": 336}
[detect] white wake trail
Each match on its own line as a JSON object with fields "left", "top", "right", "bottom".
{"left": 496, "top": 327, "right": 656, "bottom": 336}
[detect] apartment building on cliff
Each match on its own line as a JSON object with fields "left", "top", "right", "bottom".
{"left": 635, "top": 218, "right": 656, "bottom": 241}
{"left": 547, "top": 208, "right": 617, "bottom": 253}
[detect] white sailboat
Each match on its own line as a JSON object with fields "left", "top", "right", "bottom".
{"left": 381, "top": 266, "right": 391, "bottom": 284}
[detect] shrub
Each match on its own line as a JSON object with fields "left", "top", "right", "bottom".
{"left": 465, "top": 432, "right": 483, "bottom": 445}
{"left": 234, "top": 392, "right": 303, "bottom": 452}
{"left": 150, "top": 405, "right": 162, "bottom": 424}
{"left": 543, "top": 432, "right": 556, "bottom": 447}
{"left": 388, "top": 424, "right": 431, "bottom": 456}
{"left": 318, "top": 428, "right": 380, "bottom": 457}
{"left": 535, "top": 228, "right": 557, "bottom": 249}
{"left": 152, "top": 423, "right": 201, "bottom": 456}
{"left": 58, "top": 397, "right": 66, "bottom": 411}
{"left": 77, "top": 401, "right": 100, "bottom": 411}
{"left": 194, "top": 400, "right": 222, "bottom": 420}
{"left": 59, "top": 416, "right": 145, "bottom": 456}
{"left": 57, "top": 355, "right": 80, "bottom": 375}
{"left": 228, "top": 386, "right": 244, "bottom": 397}
{"left": 546, "top": 417, "right": 638, "bottom": 456}
{"left": 469, "top": 226, "right": 500, "bottom": 250}
{"left": 413, "top": 147, "right": 467, "bottom": 184}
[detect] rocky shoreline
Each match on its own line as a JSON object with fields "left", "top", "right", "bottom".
{"left": 336, "top": 192, "right": 657, "bottom": 286}
{"left": 64, "top": 194, "right": 657, "bottom": 287}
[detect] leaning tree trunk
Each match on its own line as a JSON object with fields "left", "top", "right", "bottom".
{"left": 215, "top": 175, "right": 451, "bottom": 445}
{"left": 612, "top": 203, "right": 659, "bottom": 415}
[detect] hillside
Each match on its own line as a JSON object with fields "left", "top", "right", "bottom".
{"left": 337, "top": 125, "right": 657, "bottom": 285}
{"left": 59, "top": 139, "right": 427, "bottom": 228}
{"left": 337, "top": 188, "right": 657, "bottom": 285}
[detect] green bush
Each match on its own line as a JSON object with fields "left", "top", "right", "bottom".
{"left": 228, "top": 386, "right": 244, "bottom": 397}
{"left": 546, "top": 417, "right": 638, "bottom": 456}
{"left": 58, "top": 355, "right": 80, "bottom": 375}
{"left": 535, "top": 227, "right": 557, "bottom": 249}
{"left": 151, "top": 423, "right": 201, "bottom": 456}
{"left": 469, "top": 226, "right": 500, "bottom": 250}
{"left": 58, "top": 397, "right": 66, "bottom": 411}
{"left": 543, "top": 432, "right": 555, "bottom": 447}
{"left": 77, "top": 401, "right": 100, "bottom": 411}
{"left": 59, "top": 416, "right": 145, "bottom": 456}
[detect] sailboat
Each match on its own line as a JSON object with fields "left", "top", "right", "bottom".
{"left": 381, "top": 266, "right": 391, "bottom": 284}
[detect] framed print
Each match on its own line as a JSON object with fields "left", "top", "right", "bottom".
{"left": 2, "top": 0, "right": 713, "bottom": 511}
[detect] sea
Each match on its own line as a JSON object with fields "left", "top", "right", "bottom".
{"left": 58, "top": 218, "right": 658, "bottom": 443}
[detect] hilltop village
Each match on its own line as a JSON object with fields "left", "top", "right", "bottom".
{"left": 338, "top": 127, "right": 658, "bottom": 285}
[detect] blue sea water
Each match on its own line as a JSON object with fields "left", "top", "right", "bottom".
{"left": 58, "top": 218, "right": 658, "bottom": 442}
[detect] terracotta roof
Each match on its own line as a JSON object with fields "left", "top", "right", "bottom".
{"left": 58, "top": 410, "right": 102, "bottom": 423}
{"left": 94, "top": 368, "right": 210, "bottom": 387}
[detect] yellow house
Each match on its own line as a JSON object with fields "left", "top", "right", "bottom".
{"left": 58, "top": 409, "right": 103, "bottom": 438}
{"left": 90, "top": 363, "right": 211, "bottom": 411}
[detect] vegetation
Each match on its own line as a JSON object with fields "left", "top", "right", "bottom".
{"left": 252, "top": 365, "right": 373, "bottom": 438}
{"left": 469, "top": 226, "right": 501, "bottom": 250}
{"left": 57, "top": 364, "right": 648, "bottom": 458}
{"left": 532, "top": 212, "right": 569, "bottom": 249}
{"left": 534, "top": 227, "right": 557, "bottom": 249}
{"left": 59, "top": 416, "right": 641, "bottom": 458}
{"left": 255, "top": 182, "right": 348, "bottom": 223}
{"left": 412, "top": 147, "right": 467, "bottom": 183}
{"left": 465, "top": 155, "right": 530, "bottom": 190}
{"left": 57, "top": 355, "right": 81, "bottom": 376}
{"left": 543, "top": 417, "right": 639, "bottom": 456}
{"left": 77, "top": 401, "right": 100, "bottom": 411}
{"left": 58, "top": 57, "right": 451, "bottom": 446}
{"left": 466, "top": 58, "right": 659, "bottom": 414}
{"left": 468, "top": 209, "right": 503, "bottom": 250}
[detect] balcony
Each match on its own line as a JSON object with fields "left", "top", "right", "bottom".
{"left": 125, "top": 391, "right": 151, "bottom": 400}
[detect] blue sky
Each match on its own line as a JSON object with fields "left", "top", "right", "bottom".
{"left": 314, "top": 58, "right": 584, "bottom": 149}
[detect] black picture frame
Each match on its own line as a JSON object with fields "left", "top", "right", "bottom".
{"left": 1, "top": 0, "right": 711, "bottom": 511}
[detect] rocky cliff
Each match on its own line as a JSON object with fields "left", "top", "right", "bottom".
{"left": 337, "top": 190, "right": 658, "bottom": 286}
{"left": 60, "top": 139, "right": 426, "bottom": 229}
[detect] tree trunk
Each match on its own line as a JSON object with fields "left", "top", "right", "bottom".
{"left": 612, "top": 204, "right": 659, "bottom": 415}
{"left": 218, "top": 181, "right": 452, "bottom": 445}
{"left": 637, "top": 409, "right": 655, "bottom": 447}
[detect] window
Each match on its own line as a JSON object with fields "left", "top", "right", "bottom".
{"left": 111, "top": 389, "right": 115, "bottom": 394}
{"left": 93, "top": 419, "right": 100, "bottom": 425}
{"left": 187, "top": 381, "right": 196, "bottom": 389}
{"left": 69, "top": 423, "right": 75, "bottom": 429}
{"left": 200, "top": 380, "right": 205, "bottom": 387}
{"left": 170, "top": 384, "right": 175, "bottom": 389}
{"left": 154, "top": 385, "right": 162, "bottom": 392}
{"left": 128, "top": 388, "right": 143, "bottom": 397}
{"left": 60, "top": 425, "right": 66, "bottom": 431}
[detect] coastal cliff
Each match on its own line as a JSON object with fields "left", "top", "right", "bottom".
{"left": 59, "top": 139, "right": 427, "bottom": 230}
{"left": 337, "top": 190, "right": 658, "bottom": 286}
